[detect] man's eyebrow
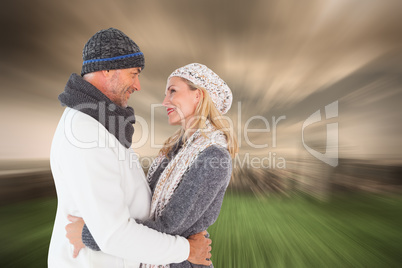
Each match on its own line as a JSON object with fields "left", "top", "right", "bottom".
{"left": 132, "top": 68, "right": 142, "bottom": 74}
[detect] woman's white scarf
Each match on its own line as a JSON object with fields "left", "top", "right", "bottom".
{"left": 140, "top": 120, "right": 227, "bottom": 268}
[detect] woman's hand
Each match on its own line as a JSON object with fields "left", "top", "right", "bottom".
{"left": 65, "top": 215, "right": 86, "bottom": 258}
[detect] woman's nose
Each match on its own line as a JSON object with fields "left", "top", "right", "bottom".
{"left": 162, "top": 95, "right": 170, "bottom": 107}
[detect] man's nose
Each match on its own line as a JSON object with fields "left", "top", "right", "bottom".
{"left": 133, "top": 78, "right": 141, "bottom": 91}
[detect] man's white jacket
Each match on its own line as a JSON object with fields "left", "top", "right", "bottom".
{"left": 48, "top": 107, "right": 189, "bottom": 267}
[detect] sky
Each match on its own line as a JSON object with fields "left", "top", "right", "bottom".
{"left": 0, "top": 0, "right": 401, "bottom": 163}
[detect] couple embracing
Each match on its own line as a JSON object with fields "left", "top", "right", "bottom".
{"left": 49, "top": 28, "right": 237, "bottom": 268}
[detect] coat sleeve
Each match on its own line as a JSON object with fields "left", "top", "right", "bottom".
{"left": 61, "top": 118, "right": 189, "bottom": 264}
{"left": 82, "top": 145, "right": 232, "bottom": 247}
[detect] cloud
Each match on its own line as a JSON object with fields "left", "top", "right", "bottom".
{"left": 0, "top": 0, "right": 401, "bottom": 160}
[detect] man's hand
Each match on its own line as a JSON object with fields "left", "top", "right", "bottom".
{"left": 187, "top": 230, "right": 212, "bottom": 266}
{"left": 65, "top": 215, "right": 86, "bottom": 258}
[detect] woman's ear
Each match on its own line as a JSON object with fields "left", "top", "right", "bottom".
{"left": 194, "top": 88, "right": 202, "bottom": 104}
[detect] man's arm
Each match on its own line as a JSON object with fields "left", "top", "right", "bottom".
{"left": 67, "top": 216, "right": 211, "bottom": 265}
{"left": 80, "top": 145, "right": 231, "bottom": 256}
{"left": 60, "top": 119, "right": 191, "bottom": 264}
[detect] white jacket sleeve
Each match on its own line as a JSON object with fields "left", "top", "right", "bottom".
{"left": 59, "top": 118, "right": 189, "bottom": 264}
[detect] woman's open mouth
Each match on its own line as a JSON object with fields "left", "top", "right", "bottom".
{"left": 167, "top": 108, "right": 175, "bottom": 115}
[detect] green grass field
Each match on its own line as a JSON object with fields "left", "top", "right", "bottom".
{"left": 1, "top": 193, "right": 401, "bottom": 267}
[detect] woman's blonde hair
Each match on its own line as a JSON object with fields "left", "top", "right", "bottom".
{"left": 160, "top": 77, "right": 238, "bottom": 158}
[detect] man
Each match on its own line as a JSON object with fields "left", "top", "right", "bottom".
{"left": 49, "top": 28, "right": 211, "bottom": 267}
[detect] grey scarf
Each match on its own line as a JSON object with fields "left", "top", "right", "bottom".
{"left": 58, "top": 73, "right": 135, "bottom": 149}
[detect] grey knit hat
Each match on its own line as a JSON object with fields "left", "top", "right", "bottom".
{"left": 81, "top": 28, "right": 145, "bottom": 76}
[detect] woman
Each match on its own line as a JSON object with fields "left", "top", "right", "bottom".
{"left": 66, "top": 63, "right": 238, "bottom": 267}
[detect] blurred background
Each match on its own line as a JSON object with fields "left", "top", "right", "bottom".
{"left": 1, "top": 0, "right": 401, "bottom": 267}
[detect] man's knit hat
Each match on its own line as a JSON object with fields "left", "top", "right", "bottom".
{"left": 81, "top": 28, "right": 145, "bottom": 76}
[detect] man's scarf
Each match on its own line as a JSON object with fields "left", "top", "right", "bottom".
{"left": 58, "top": 73, "right": 135, "bottom": 148}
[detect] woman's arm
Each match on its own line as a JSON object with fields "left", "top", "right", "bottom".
{"left": 139, "top": 146, "right": 232, "bottom": 235}
{"left": 81, "top": 145, "right": 232, "bottom": 248}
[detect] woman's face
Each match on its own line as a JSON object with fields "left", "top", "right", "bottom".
{"left": 163, "top": 77, "right": 200, "bottom": 127}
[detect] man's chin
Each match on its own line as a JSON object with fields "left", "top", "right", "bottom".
{"left": 120, "top": 100, "right": 129, "bottom": 108}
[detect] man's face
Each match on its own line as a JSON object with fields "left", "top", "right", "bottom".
{"left": 105, "top": 67, "right": 141, "bottom": 107}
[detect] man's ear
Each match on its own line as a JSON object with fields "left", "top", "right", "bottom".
{"left": 101, "top": 70, "right": 111, "bottom": 78}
